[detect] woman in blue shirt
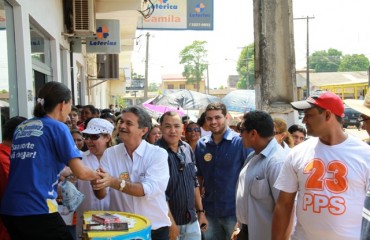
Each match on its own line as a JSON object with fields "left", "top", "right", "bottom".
{"left": 0, "top": 82, "right": 101, "bottom": 240}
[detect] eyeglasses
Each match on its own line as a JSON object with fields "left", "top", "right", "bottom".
{"left": 82, "top": 133, "right": 102, "bottom": 140}
{"left": 186, "top": 127, "right": 200, "bottom": 133}
{"left": 176, "top": 152, "right": 186, "bottom": 172}
{"left": 358, "top": 116, "right": 370, "bottom": 122}
{"left": 239, "top": 127, "right": 246, "bottom": 133}
{"left": 274, "top": 131, "right": 282, "bottom": 135}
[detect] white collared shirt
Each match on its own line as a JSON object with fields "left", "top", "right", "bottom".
{"left": 101, "top": 141, "right": 171, "bottom": 230}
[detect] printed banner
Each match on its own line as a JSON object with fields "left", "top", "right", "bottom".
{"left": 86, "top": 19, "right": 121, "bottom": 54}
{"left": 138, "top": 0, "right": 213, "bottom": 30}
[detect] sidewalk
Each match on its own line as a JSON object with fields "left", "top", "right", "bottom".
{"left": 345, "top": 127, "right": 369, "bottom": 141}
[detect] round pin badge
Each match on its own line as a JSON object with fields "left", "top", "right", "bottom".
{"left": 204, "top": 153, "right": 212, "bottom": 162}
{"left": 119, "top": 172, "right": 130, "bottom": 181}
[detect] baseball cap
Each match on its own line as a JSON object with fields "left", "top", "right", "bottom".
{"left": 290, "top": 91, "right": 344, "bottom": 117}
{"left": 82, "top": 118, "right": 114, "bottom": 135}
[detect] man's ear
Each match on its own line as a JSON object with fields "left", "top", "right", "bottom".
{"left": 250, "top": 129, "right": 258, "bottom": 137}
{"left": 326, "top": 110, "right": 333, "bottom": 121}
{"left": 141, "top": 126, "right": 149, "bottom": 137}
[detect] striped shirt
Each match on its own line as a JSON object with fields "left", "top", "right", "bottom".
{"left": 156, "top": 139, "right": 199, "bottom": 225}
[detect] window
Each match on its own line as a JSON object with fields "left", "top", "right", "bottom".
{"left": 30, "top": 22, "right": 52, "bottom": 103}
{"left": 0, "top": 0, "right": 16, "bottom": 138}
{"left": 168, "top": 84, "right": 174, "bottom": 89}
{"left": 180, "top": 84, "right": 185, "bottom": 89}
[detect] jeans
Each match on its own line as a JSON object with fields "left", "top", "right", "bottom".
{"left": 177, "top": 220, "right": 202, "bottom": 240}
{"left": 203, "top": 215, "right": 236, "bottom": 240}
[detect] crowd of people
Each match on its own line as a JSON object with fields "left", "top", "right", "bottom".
{"left": 1, "top": 81, "right": 370, "bottom": 240}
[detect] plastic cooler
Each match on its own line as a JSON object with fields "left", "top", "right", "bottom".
{"left": 83, "top": 210, "right": 151, "bottom": 240}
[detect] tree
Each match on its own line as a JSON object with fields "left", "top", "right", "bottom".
{"left": 310, "top": 48, "right": 342, "bottom": 72}
{"left": 179, "top": 40, "right": 208, "bottom": 92}
{"left": 132, "top": 72, "right": 144, "bottom": 79}
{"left": 338, "top": 54, "right": 370, "bottom": 71}
{"left": 236, "top": 43, "right": 255, "bottom": 89}
{"left": 148, "top": 82, "right": 159, "bottom": 92}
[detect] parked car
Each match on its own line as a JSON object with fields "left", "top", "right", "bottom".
{"left": 343, "top": 106, "right": 361, "bottom": 128}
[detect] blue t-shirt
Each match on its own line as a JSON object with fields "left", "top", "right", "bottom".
{"left": 0, "top": 116, "right": 81, "bottom": 216}
{"left": 195, "top": 128, "right": 252, "bottom": 217}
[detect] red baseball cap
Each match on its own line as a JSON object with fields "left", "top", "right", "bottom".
{"left": 290, "top": 91, "right": 344, "bottom": 117}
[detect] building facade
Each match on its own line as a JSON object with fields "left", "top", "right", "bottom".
{"left": 0, "top": 0, "right": 140, "bottom": 138}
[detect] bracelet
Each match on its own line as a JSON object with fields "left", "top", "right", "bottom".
{"left": 196, "top": 209, "right": 205, "bottom": 214}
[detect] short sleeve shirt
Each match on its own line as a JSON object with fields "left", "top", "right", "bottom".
{"left": 0, "top": 117, "right": 81, "bottom": 216}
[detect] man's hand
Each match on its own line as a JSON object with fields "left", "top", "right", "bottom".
{"left": 91, "top": 168, "right": 112, "bottom": 190}
{"left": 198, "top": 212, "right": 208, "bottom": 232}
{"left": 230, "top": 228, "right": 240, "bottom": 240}
{"left": 169, "top": 222, "right": 180, "bottom": 240}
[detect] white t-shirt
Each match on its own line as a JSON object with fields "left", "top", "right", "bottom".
{"left": 275, "top": 135, "right": 370, "bottom": 240}
{"left": 101, "top": 141, "right": 171, "bottom": 230}
{"left": 282, "top": 141, "right": 291, "bottom": 155}
{"left": 76, "top": 151, "right": 110, "bottom": 237}
{"left": 200, "top": 127, "right": 212, "bottom": 137}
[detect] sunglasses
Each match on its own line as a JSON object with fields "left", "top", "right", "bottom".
{"left": 239, "top": 127, "right": 246, "bottom": 133}
{"left": 82, "top": 133, "right": 102, "bottom": 141}
{"left": 176, "top": 152, "right": 186, "bottom": 172}
{"left": 358, "top": 116, "right": 370, "bottom": 122}
{"left": 186, "top": 127, "right": 200, "bottom": 133}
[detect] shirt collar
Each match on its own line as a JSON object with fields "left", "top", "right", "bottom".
{"left": 260, "top": 137, "right": 279, "bottom": 158}
{"left": 131, "top": 140, "right": 146, "bottom": 157}
{"left": 203, "top": 127, "right": 233, "bottom": 143}
{"left": 157, "top": 138, "right": 185, "bottom": 152}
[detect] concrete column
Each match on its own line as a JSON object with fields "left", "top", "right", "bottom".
{"left": 253, "top": 0, "right": 297, "bottom": 123}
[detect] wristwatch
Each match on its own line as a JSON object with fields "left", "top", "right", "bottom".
{"left": 119, "top": 179, "right": 126, "bottom": 191}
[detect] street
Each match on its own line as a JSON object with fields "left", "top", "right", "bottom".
{"left": 344, "top": 127, "right": 369, "bottom": 141}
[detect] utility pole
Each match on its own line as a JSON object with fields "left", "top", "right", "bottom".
{"left": 144, "top": 32, "right": 150, "bottom": 100}
{"left": 294, "top": 16, "right": 315, "bottom": 98}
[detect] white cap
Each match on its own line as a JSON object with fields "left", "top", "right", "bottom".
{"left": 82, "top": 118, "right": 114, "bottom": 135}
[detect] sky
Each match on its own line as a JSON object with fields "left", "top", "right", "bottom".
{"left": 132, "top": 0, "right": 370, "bottom": 89}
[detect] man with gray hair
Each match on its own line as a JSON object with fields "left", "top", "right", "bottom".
{"left": 93, "top": 106, "right": 171, "bottom": 240}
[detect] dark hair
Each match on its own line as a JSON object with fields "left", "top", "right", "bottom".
{"left": 70, "top": 129, "right": 83, "bottom": 136}
{"left": 242, "top": 111, "right": 274, "bottom": 138}
{"left": 2, "top": 116, "right": 27, "bottom": 141}
{"left": 83, "top": 105, "right": 96, "bottom": 114}
{"left": 205, "top": 102, "right": 227, "bottom": 116}
{"left": 70, "top": 129, "right": 88, "bottom": 151}
{"left": 159, "top": 111, "right": 181, "bottom": 125}
{"left": 197, "top": 112, "right": 206, "bottom": 126}
{"left": 101, "top": 108, "right": 112, "bottom": 114}
{"left": 121, "top": 106, "right": 151, "bottom": 139}
{"left": 71, "top": 106, "right": 79, "bottom": 113}
{"left": 92, "top": 108, "right": 100, "bottom": 116}
{"left": 100, "top": 111, "right": 116, "bottom": 122}
{"left": 182, "top": 115, "right": 190, "bottom": 124}
{"left": 33, "top": 82, "right": 72, "bottom": 117}
{"left": 84, "top": 117, "right": 94, "bottom": 130}
{"left": 288, "top": 124, "right": 307, "bottom": 137}
{"left": 236, "top": 122, "right": 242, "bottom": 132}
